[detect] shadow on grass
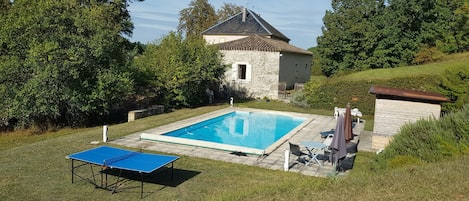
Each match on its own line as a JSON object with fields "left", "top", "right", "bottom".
{"left": 90, "top": 167, "right": 201, "bottom": 198}
{"left": 103, "top": 167, "right": 200, "bottom": 188}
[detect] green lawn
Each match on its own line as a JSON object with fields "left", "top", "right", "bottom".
{"left": 1, "top": 103, "right": 468, "bottom": 200}
{"left": 340, "top": 52, "right": 469, "bottom": 82}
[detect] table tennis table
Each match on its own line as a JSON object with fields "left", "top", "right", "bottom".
{"left": 66, "top": 146, "right": 179, "bottom": 198}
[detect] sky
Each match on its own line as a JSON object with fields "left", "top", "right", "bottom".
{"left": 127, "top": 0, "right": 332, "bottom": 50}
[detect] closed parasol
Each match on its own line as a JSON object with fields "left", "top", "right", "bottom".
{"left": 330, "top": 115, "right": 347, "bottom": 166}
{"left": 344, "top": 103, "right": 354, "bottom": 142}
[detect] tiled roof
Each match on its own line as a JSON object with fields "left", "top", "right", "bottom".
{"left": 202, "top": 9, "right": 290, "bottom": 42}
{"left": 217, "top": 35, "right": 312, "bottom": 55}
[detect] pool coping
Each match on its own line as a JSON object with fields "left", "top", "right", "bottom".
{"left": 138, "top": 107, "right": 314, "bottom": 155}
{"left": 112, "top": 108, "right": 366, "bottom": 177}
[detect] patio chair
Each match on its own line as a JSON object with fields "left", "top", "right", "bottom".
{"left": 323, "top": 134, "right": 334, "bottom": 148}
{"left": 322, "top": 134, "right": 334, "bottom": 161}
{"left": 289, "top": 142, "right": 309, "bottom": 165}
{"left": 278, "top": 82, "right": 287, "bottom": 99}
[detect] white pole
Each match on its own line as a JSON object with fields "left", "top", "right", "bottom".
{"left": 230, "top": 97, "right": 233, "bottom": 107}
{"left": 103, "top": 125, "right": 108, "bottom": 142}
{"left": 284, "top": 149, "right": 290, "bottom": 171}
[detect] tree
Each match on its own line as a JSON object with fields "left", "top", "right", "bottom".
{"left": 452, "top": 1, "right": 469, "bottom": 52}
{"left": 382, "top": 0, "right": 467, "bottom": 64}
{"left": 0, "top": 0, "right": 10, "bottom": 14}
{"left": 178, "top": 0, "right": 217, "bottom": 38}
{"left": 316, "top": 0, "right": 385, "bottom": 76}
{"left": 316, "top": 0, "right": 467, "bottom": 76}
{"left": 132, "top": 32, "right": 226, "bottom": 108}
{"left": 0, "top": 0, "right": 139, "bottom": 130}
{"left": 217, "top": 3, "right": 243, "bottom": 22}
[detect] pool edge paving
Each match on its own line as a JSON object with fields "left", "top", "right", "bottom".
{"left": 110, "top": 107, "right": 368, "bottom": 178}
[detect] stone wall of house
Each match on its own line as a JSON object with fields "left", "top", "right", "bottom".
{"left": 203, "top": 35, "right": 247, "bottom": 44}
{"left": 279, "top": 52, "right": 312, "bottom": 89}
{"left": 372, "top": 98, "right": 441, "bottom": 149}
{"left": 221, "top": 50, "right": 280, "bottom": 99}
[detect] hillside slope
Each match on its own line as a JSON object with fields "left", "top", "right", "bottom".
{"left": 302, "top": 52, "right": 469, "bottom": 114}
{"left": 339, "top": 52, "right": 469, "bottom": 81}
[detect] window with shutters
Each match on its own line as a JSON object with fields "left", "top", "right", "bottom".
{"left": 232, "top": 62, "right": 251, "bottom": 81}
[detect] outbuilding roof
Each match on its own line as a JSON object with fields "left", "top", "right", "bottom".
{"left": 369, "top": 86, "right": 449, "bottom": 102}
{"left": 217, "top": 35, "right": 312, "bottom": 55}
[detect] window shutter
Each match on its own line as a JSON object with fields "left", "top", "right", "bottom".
{"left": 245, "top": 64, "right": 252, "bottom": 81}
{"left": 231, "top": 64, "right": 238, "bottom": 80}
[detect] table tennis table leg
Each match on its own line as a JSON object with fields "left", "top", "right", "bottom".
{"left": 100, "top": 168, "right": 105, "bottom": 188}
{"left": 71, "top": 159, "right": 74, "bottom": 183}
{"left": 89, "top": 163, "right": 98, "bottom": 187}
{"left": 105, "top": 171, "right": 108, "bottom": 189}
{"left": 69, "top": 159, "right": 99, "bottom": 187}
{"left": 171, "top": 162, "right": 174, "bottom": 180}
{"left": 112, "top": 169, "right": 123, "bottom": 194}
{"left": 141, "top": 173, "right": 144, "bottom": 199}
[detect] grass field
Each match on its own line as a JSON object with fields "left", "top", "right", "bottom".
{"left": 1, "top": 103, "right": 468, "bottom": 200}
{"left": 340, "top": 52, "right": 469, "bottom": 81}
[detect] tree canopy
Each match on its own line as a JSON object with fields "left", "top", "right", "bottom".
{"left": 0, "top": 0, "right": 140, "bottom": 130}
{"left": 178, "top": 0, "right": 243, "bottom": 38}
{"left": 132, "top": 32, "right": 226, "bottom": 108}
{"left": 217, "top": 3, "right": 243, "bottom": 22}
{"left": 316, "top": 0, "right": 468, "bottom": 77}
{"left": 178, "top": 0, "right": 218, "bottom": 38}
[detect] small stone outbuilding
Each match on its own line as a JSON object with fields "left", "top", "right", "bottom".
{"left": 369, "top": 86, "right": 449, "bottom": 150}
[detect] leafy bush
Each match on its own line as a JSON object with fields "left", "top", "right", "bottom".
{"left": 290, "top": 90, "right": 309, "bottom": 108}
{"left": 0, "top": 1, "right": 136, "bottom": 130}
{"left": 131, "top": 33, "right": 226, "bottom": 109}
{"left": 436, "top": 65, "right": 469, "bottom": 114}
{"left": 374, "top": 104, "right": 469, "bottom": 169}
{"left": 412, "top": 45, "right": 445, "bottom": 65}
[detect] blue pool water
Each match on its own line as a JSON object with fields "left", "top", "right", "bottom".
{"left": 163, "top": 111, "right": 305, "bottom": 150}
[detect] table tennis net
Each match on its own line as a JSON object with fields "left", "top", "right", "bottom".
{"left": 103, "top": 151, "right": 140, "bottom": 166}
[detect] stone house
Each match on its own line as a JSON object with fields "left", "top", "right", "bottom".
{"left": 369, "top": 86, "right": 449, "bottom": 150}
{"left": 202, "top": 9, "right": 312, "bottom": 99}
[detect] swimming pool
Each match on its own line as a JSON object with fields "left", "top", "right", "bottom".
{"left": 140, "top": 109, "right": 310, "bottom": 155}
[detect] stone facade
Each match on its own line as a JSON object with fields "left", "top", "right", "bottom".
{"left": 221, "top": 50, "right": 280, "bottom": 99}
{"left": 221, "top": 50, "right": 311, "bottom": 99}
{"left": 204, "top": 35, "right": 247, "bottom": 45}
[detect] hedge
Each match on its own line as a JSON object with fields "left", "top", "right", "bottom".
{"left": 302, "top": 75, "right": 441, "bottom": 115}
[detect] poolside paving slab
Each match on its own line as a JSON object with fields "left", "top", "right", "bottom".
{"left": 111, "top": 107, "right": 367, "bottom": 177}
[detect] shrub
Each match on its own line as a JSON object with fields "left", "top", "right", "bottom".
{"left": 374, "top": 104, "right": 469, "bottom": 169}
{"left": 436, "top": 65, "right": 469, "bottom": 114}
{"left": 412, "top": 45, "right": 445, "bottom": 65}
{"left": 290, "top": 90, "right": 310, "bottom": 108}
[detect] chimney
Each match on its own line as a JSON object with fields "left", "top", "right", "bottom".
{"left": 242, "top": 8, "right": 247, "bottom": 22}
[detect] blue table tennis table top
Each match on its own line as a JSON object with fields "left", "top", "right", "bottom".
{"left": 67, "top": 146, "right": 179, "bottom": 173}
